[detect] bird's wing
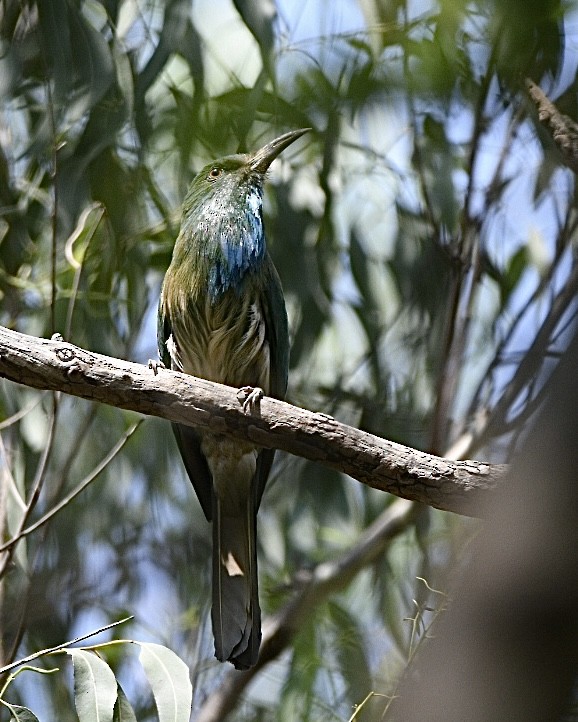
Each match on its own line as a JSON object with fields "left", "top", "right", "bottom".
{"left": 172, "top": 423, "right": 213, "bottom": 520}
{"left": 157, "top": 297, "right": 213, "bottom": 520}
{"left": 253, "top": 258, "right": 289, "bottom": 509}
{"left": 157, "top": 299, "right": 172, "bottom": 370}
{"left": 263, "top": 260, "right": 289, "bottom": 400}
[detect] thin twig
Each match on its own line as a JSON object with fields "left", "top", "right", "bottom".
{"left": 0, "top": 617, "right": 134, "bottom": 676}
{"left": 0, "top": 395, "right": 59, "bottom": 580}
{"left": 401, "top": 4, "right": 439, "bottom": 238}
{"left": 456, "top": 259, "right": 578, "bottom": 456}
{"left": 0, "top": 395, "right": 45, "bottom": 431}
{"left": 45, "top": 69, "right": 58, "bottom": 336}
{"left": 477, "top": 261, "right": 578, "bottom": 446}
{"left": 0, "top": 421, "right": 142, "bottom": 554}
{"left": 0, "top": 435, "right": 26, "bottom": 513}
{"left": 429, "top": 45, "right": 498, "bottom": 454}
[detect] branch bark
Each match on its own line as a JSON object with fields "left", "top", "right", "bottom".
{"left": 526, "top": 78, "right": 578, "bottom": 172}
{"left": 0, "top": 326, "right": 506, "bottom": 517}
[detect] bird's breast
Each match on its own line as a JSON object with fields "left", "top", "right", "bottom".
{"left": 166, "top": 280, "right": 271, "bottom": 393}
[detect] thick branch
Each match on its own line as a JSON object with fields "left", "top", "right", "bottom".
{"left": 0, "top": 326, "right": 505, "bottom": 516}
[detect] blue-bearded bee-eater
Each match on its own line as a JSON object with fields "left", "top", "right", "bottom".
{"left": 157, "top": 129, "right": 309, "bottom": 669}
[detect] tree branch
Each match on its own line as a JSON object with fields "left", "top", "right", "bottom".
{"left": 526, "top": 78, "right": 578, "bottom": 172}
{"left": 0, "top": 326, "right": 506, "bottom": 517}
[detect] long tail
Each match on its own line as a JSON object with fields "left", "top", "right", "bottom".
{"left": 211, "top": 492, "right": 261, "bottom": 670}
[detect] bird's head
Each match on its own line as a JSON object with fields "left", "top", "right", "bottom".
{"left": 182, "top": 128, "right": 310, "bottom": 219}
{"left": 177, "top": 128, "right": 309, "bottom": 297}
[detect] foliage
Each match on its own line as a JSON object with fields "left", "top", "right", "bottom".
{"left": 0, "top": 630, "right": 192, "bottom": 722}
{"left": 0, "top": 0, "right": 576, "bottom": 719}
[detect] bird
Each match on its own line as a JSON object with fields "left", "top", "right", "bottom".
{"left": 157, "top": 129, "right": 309, "bottom": 669}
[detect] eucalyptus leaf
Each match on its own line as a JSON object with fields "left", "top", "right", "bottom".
{"left": 138, "top": 643, "right": 192, "bottom": 722}
{"left": 328, "top": 601, "right": 372, "bottom": 706}
{"left": 8, "top": 705, "right": 40, "bottom": 722}
{"left": 233, "top": 0, "right": 276, "bottom": 70}
{"left": 68, "top": 649, "right": 117, "bottom": 722}
{"left": 112, "top": 684, "right": 138, "bottom": 722}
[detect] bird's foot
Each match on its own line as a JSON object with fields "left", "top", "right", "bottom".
{"left": 237, "top": 386, "right": 264, "bottom": 413}
{"left": 148, "top": 359, "right": 166, "bottom": 376}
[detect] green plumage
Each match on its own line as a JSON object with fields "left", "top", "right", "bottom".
{"left": 158, "top": 129, "right": 308, "bottom": 669}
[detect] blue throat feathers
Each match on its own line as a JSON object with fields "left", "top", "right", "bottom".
{"left": 207, "top": 186, "right": 266, "bottom": 300}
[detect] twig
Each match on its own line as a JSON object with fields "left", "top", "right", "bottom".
{"left": 429, "top": 51, "right": 497, "bottom": 454}
{"left": 0, "top": 421, "right": 142, "bottom": 554}
{"left": 0, "top": 617, "right": 133, "bottom": 676}
{"left": 470, "top": 199, "right": 576, "bottom": 412}
{"left": 0, "top": 394, "right": 59, "bottom": 580}
{"left": 0, "top": 395, "right": 45, "bottom": 431}
{"left": 45, "top": 70, "right": 58, "bottom": 336}
{"left": 473, "top": 260, "right": 578, "bottom": 449}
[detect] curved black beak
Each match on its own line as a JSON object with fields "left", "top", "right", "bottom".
{"left": 249, "top": 128, "right": 310, "bottom": 173}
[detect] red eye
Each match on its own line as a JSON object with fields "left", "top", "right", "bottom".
{"left": 208, "top": 167, "right": 222, "bottom": 181}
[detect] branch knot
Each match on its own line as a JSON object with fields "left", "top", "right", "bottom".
{"left": 55, "top": 346, "right": 77, "bottom": 364}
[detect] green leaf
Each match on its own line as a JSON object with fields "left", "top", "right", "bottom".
{"left": 112, "top": 40, "right": 135, "bottom": 122}
{"left": 327, "top": 602, "right": 372, "bottom": 707}
{"left": 8, "top": 705, "right": 40, "bottom": 722}
{"left": 279, "top": 616, "right": 320, "bottom": 720}
{"left": 138, "top": 643, "right": 192, "bottom": 722}
{"left": 213, "top": 88, "right": 313, "bottom": 131}
{"left": 64, "top": 203, "right": 105, "bottom": 270}
{"left": 67, "top": 649, "right": 117, "bottom": 722}
{"left": 503, "top": 247, "right": 529, "bottom": 302}
{"left": 37, "top": 0, "right": 114, "bottom": 109}
{"left": 112, "top": 684, "right": 138, "bottom": 722}
{"left": 233, "top": 0, "right": 276, "bottom": 70}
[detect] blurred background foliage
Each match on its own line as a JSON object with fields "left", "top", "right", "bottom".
{"left": 0, "top": 0, "right": 577, "bottom": 719}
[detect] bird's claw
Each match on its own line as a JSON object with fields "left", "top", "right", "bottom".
{"left": 237, "top": 386, "right": 264, "bottom": 413}
{"left": 148, "top": 359, "right": 166, "bottom": 376}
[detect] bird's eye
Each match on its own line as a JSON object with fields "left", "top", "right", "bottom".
{"left": 208, "top": 167, "right": 222, "bottom": 181}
